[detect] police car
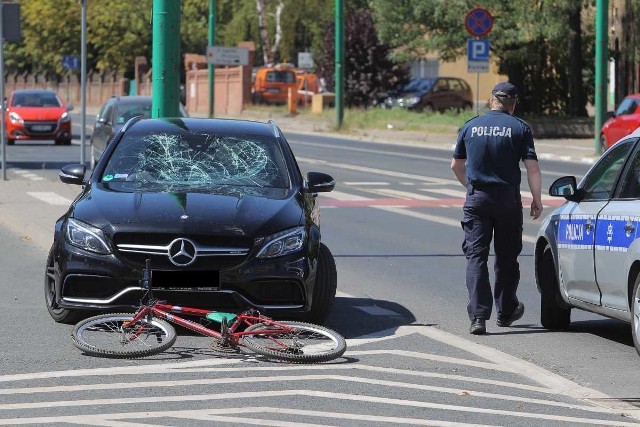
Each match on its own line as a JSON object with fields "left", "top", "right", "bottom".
{"left": 535, "top": 128, "right": 640, "bottom": 356}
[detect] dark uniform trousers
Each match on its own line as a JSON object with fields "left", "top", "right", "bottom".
{"left": 462, "top": 184, "right": 523, "bottom": 320}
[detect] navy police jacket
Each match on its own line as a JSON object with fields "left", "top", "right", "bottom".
{"left": 453, "top": 110, "right": 538, "bottom": 187}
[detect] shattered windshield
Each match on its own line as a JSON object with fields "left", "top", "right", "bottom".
{"left": 101, "top": 131, "right": 290, "bottom": 192}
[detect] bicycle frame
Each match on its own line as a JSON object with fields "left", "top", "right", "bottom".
{"left": 121, "top": 258, "right": 298, "bottom": 348}
{"left": 125, "top": 302, "right": 291, "bottom": 347}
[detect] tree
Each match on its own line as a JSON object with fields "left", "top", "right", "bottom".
{"left": 370, "top": 0, "right": 594, "bottom": 116}
{"left": 6, "top": 0, "right": 81, "bottom": 77}
{"left": 87, "top": 0, "right": 153, "bottom": 76}
{"left": 315, "top": 8, "right": 409, "bottom": 108}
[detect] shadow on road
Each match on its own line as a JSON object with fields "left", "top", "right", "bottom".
{"left": 326, "top": 296, "right": 419, "bottom": 339}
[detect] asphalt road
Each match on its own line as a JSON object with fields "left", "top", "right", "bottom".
{"left": 0, "top": 113, "right": 639, "bottom": 425}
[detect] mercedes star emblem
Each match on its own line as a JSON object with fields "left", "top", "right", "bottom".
{"left": 168, "top": 238, "right": 197, "bottom": 266}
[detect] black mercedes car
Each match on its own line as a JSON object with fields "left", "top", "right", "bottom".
{"left": 46, "top": 117, "right": 337, "bottom": 324}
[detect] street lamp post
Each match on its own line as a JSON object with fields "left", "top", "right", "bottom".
{"left": 80, "top": 0, "right": 87, "bottom": 166}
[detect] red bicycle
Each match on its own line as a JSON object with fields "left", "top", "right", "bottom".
{"left": 71, "top": 260, "right": 346, "bottom": 363}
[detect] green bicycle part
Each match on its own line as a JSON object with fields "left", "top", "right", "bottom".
{"left": 206, "top": 312, "right": 237, "bottom": 323}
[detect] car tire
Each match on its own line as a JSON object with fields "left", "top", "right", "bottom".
{"left": 424, "top": 104, "right": 435, "bottom": 114}
{"left": 44, "top": 245, "right": 83, "bottom": 324}
{"left": 631, "top": 274, "right": 640, "bottom": 356}
{"left": 7, "top": 138, "right": 14, "bottom": 145}
{"left": 539, "top": 244, "right": 571, "bottom": 330}
{"left": 299, "top": 243, "right": 337, "bottom": 325}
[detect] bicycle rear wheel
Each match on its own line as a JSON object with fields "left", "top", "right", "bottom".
{"left": 242, "top": 321, "right": 346, "bottom": 363}
{"left": 71, "top": 313, "right": 176, "bottom": 358}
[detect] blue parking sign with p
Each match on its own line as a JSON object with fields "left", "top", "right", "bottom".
{"left": 62, "top": 55, "right": 79, "bottom": 70}
{"left": 468, "top": 39, "right": 490, "bottom": 61}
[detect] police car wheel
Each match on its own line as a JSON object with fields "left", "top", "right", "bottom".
{"left": 539, "top": 245, "right": 570, "bottom": 330}
{"left": 631, "top": 274, "right": 640, "bottom": 356}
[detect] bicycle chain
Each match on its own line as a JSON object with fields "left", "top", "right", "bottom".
{"left": 209, "top": 340, "right": 242, "bottom": 354}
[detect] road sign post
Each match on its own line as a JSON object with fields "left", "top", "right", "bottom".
{"left": 206, "top": 46, "right": 249, "bottom": 66}
{"left": 465, "top": 8, "right": 493, "bottom": 115}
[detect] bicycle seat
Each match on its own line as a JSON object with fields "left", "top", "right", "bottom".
{"left": 206, "top": 312, "right": 237, "bottom": 323}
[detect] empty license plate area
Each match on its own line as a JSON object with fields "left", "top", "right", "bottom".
{"left": 30, "top": 125, "right": 53, "bottom": 132}
{"left": 152, "top": 270, "right": 220, "bottom": 291}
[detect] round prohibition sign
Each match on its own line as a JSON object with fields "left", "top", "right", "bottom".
{"left": 465, "top": 8, "right": 493, "bottom": 37}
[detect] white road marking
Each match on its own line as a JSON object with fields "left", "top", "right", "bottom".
{"left": 421, "top": 188, "right": 467, "bottom": 198}
{"left": 26, "top": 191, "right": 73, "bottom": 205}
{"left": 362, "top": 188, "right": 438, "bottom": 200}
{"left": 0, "top": 407, "right": 498, "bottom": 427}
{"left": 1, "top": 390, "right": 637, "bottom": 426}
{"left": 343, "top": 181, "right": 389, "bottom": 186}
{"left": 14, "top": 170, "right": 45, "bottom": 181}
{"left": 321, "top": 190, "right": 371, "bottom": 201}
{"left": 296, "top": 156, "right": 459, "bottom": 185}
{"left": 373, "top": 206, "right": 536, "bottom": 243}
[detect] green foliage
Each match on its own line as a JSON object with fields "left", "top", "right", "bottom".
{"left": 87, "top": 0, "right": 153, "bottom": 75}
{"left": 8, "top": 0, "right": 81, "bottom": 77}
{"left": 315, "top": 8, "right": 409, "bottom": 107}
{"left": 370, "top": 0, "right": 595, "bottom": 116}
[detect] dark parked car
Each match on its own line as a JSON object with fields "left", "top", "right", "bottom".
{"left": 46, "top": 117, "right": 337, "bottom": 325}
{"left": 382, "top": 77, "right": 473, "bottom": 113}
{"left": 90, "top": 95, "right": 188, "bottom": 164}
{"left": 600, "top": 93, "right": 640, "bottom": 153}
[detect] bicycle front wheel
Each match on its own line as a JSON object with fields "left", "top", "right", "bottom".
{"left": 71, "top": 313, "right": 176, "bottom": 358}
{"left": 242, "top": 321, "right": 346, "bottom": 363}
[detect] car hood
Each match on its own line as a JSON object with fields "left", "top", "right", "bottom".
{"left": 9, "top": 106, "right": 66, "bottom": 120}
{"left": 70, "top": 184, "right": 304, "bottom": 238}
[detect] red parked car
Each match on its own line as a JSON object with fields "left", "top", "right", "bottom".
{"left": 4, "top": 89, "right": 73, "bottom": 145}
{"left": 600, "top": 93, "right": 640, "bottom": 153}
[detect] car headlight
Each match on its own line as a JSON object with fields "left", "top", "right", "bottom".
{"left": 60, "top": 111, "right": 71, "bottom": 123}
{"left": 64, "top": 218, "right": 111, "bottom": 254}
{"left": 9, "top": 111, "right": 23, "bottom": 124}
{"left": 405, "top": 96, "right": 420, "bottom": 106}
{"left": 256, "top": 227, "right": 306, "bottom": 259}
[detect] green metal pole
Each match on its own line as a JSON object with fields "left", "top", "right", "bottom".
{"left": 595, "top": 0, "right": 608, "bottom": 154}
{"left": 208, "top": 0, "right": 216, "bottom": 118}
{"left": 335, "top": 0, "right": 344, "bottom": 129}
{"left": 152, "top": 0, "right": 181, "bottom": 118}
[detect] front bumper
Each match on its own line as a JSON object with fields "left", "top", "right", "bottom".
{"left": 53, "top": 241, "right": 314, "bottom": 316}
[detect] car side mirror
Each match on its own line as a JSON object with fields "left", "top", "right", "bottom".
{"left": 606, "top": 111, "right": 615, "bottom": 119}
{"left": 306, "top": 172, "right": 335, "bottom": 193}
{"left": 549, "top": 176, "right": 582, "bottom": 201}
{"left": 59, "top": 164, "right": 86, "bottom": 185}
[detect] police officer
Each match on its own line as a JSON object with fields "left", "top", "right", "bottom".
{"left": 450, "top": 82, "right": 542, "bottom": 335}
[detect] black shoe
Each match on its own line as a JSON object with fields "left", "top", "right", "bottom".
{"left": 469, "top": 318, "right": 486, "bottom": 335}
{"left": 496, "top": 302, "right": 525, "bottom": 327}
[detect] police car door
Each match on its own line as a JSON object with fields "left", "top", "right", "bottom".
{"left": 593, "top": 137, "right": 640, "bottom": 312}
{"left": 557, "top": 140, "right": 633, "bottom": 305}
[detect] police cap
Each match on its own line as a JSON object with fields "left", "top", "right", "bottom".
{"left": 491, "top": 82, "right": 518, "bottom": 99}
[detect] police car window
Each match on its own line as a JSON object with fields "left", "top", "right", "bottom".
{"left": 616, "top": 139, "right": 640, "bottom": 198}
{"left": 581, "top": 139, "right": 634, "bottom": 200}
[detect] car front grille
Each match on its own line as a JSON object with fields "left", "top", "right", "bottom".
{"left": 24, "top": 121, "right": 58, "bottom": 134}
{"left": 113, "top": 233, "right": 253, "bottom": 269}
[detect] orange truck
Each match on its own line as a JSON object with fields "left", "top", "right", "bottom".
{"left": 252, "top": 65, "right": 298, "bottom": 105}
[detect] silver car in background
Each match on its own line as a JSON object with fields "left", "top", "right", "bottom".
{"left": 535, "top": 127, "right": 640, "bottom": 356}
